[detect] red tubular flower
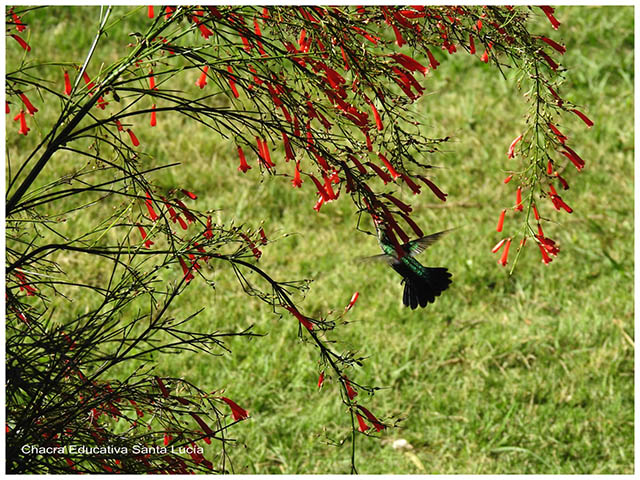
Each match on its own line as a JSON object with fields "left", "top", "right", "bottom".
{"left": 282, "top": 132, "right": 295, "bottom": 162}
{"left": 344, "top": 377, "right": 358, "bottom": 400}
{"left": 313, "top": 196, "right": 325, "bottom": 212}
{"left": 156, "top": 376, "right": 170, "bottom": 398}
{"left": 137, "top": 224, "right": 154, "bottom": 248}
{"left": 400, "top": 173, "right": 421, "bottom": 195}
{"left": 356, "top": 413, "right": 370, "bottom": 433}
{"left": 81, "top": 71, "right": 95, "bottom": 94}
{"left": 533, "top": 204, "right": 540, "bottom": 220}
{"left": 571, "top": 108, "right": 594, "bottom": 128}
{"left": 256, "top": 137, "right": 275, "bottom": 169}
{"left": 147, "top": 6, "right": 154, "bottom": 18}
{"left": 383, "top": 193, "right": 412, "bottom": 214}
{"left": 309, "top": 174, "right": 330, "bottom": 201}
{"left": 284, "top": 305, "right": 314, "bottom": 330}
{"left": 227, "top": 65, "right": 239, "bottom": 98}
{"left": 6, "top": 101, "right": 9, "bottom": 114}
{"left": 177, "top": 214, "right": 189, "bottom": 231}
{"left": 175, "top": 198, "right": 195, "bottom": 222}
{"left": 348, "top": 155, "right": 367, "bottom": 175}
{"left": 561, "top": 146, "right": 585, "bottom": 171}
{"left": 218, "top": 397, "right": 249, "bottom": 421}
{"left": 291, "top": 161, "right": 303, "bottom": 188}
{"left": 549, "top": 185, "right": 573, "bottom": 213}
{"left": 398, "top": 211, "right": 424, "bottom": 237}
{"left": 480, "top": 49, "right": 489, "bottom": 63}
{"left": 496, "top": 209, "right": 506, "bottom": 232}
{"left": 469, "top": 34, "right": 476, "bottom": 54}
{"left": 364, "top": 130, "right": 373, "bottom": 151}
{"left": 503, "top": 174, "right": 513, "bottom": 184}
{"left": 356, "top": 405, "right": 386, "bottom": 432}
{"left": 19, "top": 93, "right": 38, "bottom": 115}
{"left": 190, "top": 413, "right": 214, "bottom": 437}
{"left": 390, "top": 53, "right": 427, "bottom": 75}
{"left": 318, "top": 371, "right": 325, "bottom": 389}
{"left": 426, "top": 49, "right": 440, "bottom": 69}
{"left": 204, "top": 216, "right": 213, "bottom": 239}
{"left": 345, "top": 291, "right": 359, "bottom": 312}
{"left": 555, "top": 171, "right": 569, "bottom": 190}
{"left": 150, "top": 104, "right": 157, "bottom": 127}
{"left": 547, "top": 85, "right": 564, "bottom": 106}
{"left": 197, "top": 21, "right": 213, "bottom": 39}
{"left": 179, "top": 257, "right": 194, "bottom": 283}
{"left": 322, "top": 174, "right": 338, "bottom": 200}
{"left": 418, "top": 176, "right": 447, "bottom": 201}
{"left": 195, "top": 66, "right": 209, "bottom": 89}
{"left": 13, "top": 110, "right": 29, "bottom": 135}
{"left": 491, "top": 238, "right": 507, "bottom": 254}
{"left": 237, "top": 146, "right": 251, "bottom": 173}
{"left": 63, "top": 71, "right": 72, "bottom": 95}
{"left": 145, "top": 191, "right": 158, "bottom": 221}
{"left": 181, "top": 189, "right": 197, "bottom": 200}
{"left": 507, "top": 134, "right": 523, "bottom": 158}
{"left": 539, "top": 36, "right": 566, "bottom": 54}
{"left": 548, "top": 122, "right": 567, "bottom": 144}
{"left": 539, "top": 50, "right": 559, "bottom": 71}
{"left": 539, "top": 6, "right": 561, "bottom": 30}
{"left": 163, "top": 434, "right": 171, "bottom": 446}
{"left": 498, "top": 238, "right": 512, "bottom": 266}
{"left": 11, "top": 34, "right": 31, "bottom": 52}
{"left": 378, "top": 153, "right": 401, "bottom": 180}
{"left": 547, "top": 160, "right": 553, "bottom": 175}
{"left": 258, "top": 227, "right": 268, "bottom": 245}
{"left": 127, "top": 129, "right": 140, "bottom": 147}
{"left": 115, "top": 119, "right": 123, "bottom": 131}
{"left": 514, "top": 186, "right": 523, "bottom": 212}
{"left": 369, "top": 101, "right": 383, "bottom": 130}
{"left": 148, "top": 69, "right": 156, "bottom": 90}
{"left": 366, "top": 162, "right": 392, "bottom": 184}
{"left": 538, "top": 242, "right": 552, "bottom": 264}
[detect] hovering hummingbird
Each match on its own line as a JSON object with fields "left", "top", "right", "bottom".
{"left": 368, "top": 225, "right": 453, "bottom": 309}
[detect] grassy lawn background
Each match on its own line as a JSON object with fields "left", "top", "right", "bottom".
{"left": 6, "top": 6, "right": 633, "bottom": 474}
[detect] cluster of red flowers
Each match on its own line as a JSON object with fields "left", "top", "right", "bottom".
{"left": 492, "top": 6, "right": 592, "bottom": 268}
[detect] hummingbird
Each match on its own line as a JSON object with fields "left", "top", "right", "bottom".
{"left": 368, "top": 225, "right": 453, "bottom": 309}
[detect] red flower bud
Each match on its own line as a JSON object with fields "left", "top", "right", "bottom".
{"left": 571, "top": 108, "right": 594, "bottom": 128}
{"left": 195, "top": 66, "right": 209, "bottom": 89}
{"left": 63, "top": 71, "right": 72, "bottom": 96}
{"left": 127, "top": 129, "right": 140, "bottom": 147}
{"left": 496, "top": 209, "right": 506, "bottom": 232}
{"left": 11, "top": 34, "right": 30, "bottom": 52}
{"left": 498, "top": 238, "right": 512, "bottom": 266}
{"left": 19, "top": 93, "right": 38, "bottom": 115}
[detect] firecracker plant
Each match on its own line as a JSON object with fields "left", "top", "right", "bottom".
{"left": 5, "top": 5, "right": 591, "bottom": 474}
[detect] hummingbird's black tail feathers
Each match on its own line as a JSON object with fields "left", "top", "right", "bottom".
{"left": 402, "top": 267, "right": 452, "bottom": 309}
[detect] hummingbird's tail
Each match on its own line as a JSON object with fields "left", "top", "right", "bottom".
{"left": 402, "top": 267, "right": 452, "bottom": 309}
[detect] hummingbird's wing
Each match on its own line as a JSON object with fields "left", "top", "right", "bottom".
{"left": 404, "top": 228, "right": 457, "bottom": 257}
{"left": 355, "top": 253, "right": 397, "bottom": 264}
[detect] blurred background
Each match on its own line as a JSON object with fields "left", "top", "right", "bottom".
{"left": 7, "top": 6, "right": 633, "bottom": 473}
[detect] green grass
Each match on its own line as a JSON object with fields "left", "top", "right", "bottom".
{"left": 6, "top": 6, "right": 633, "bottom": 474}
